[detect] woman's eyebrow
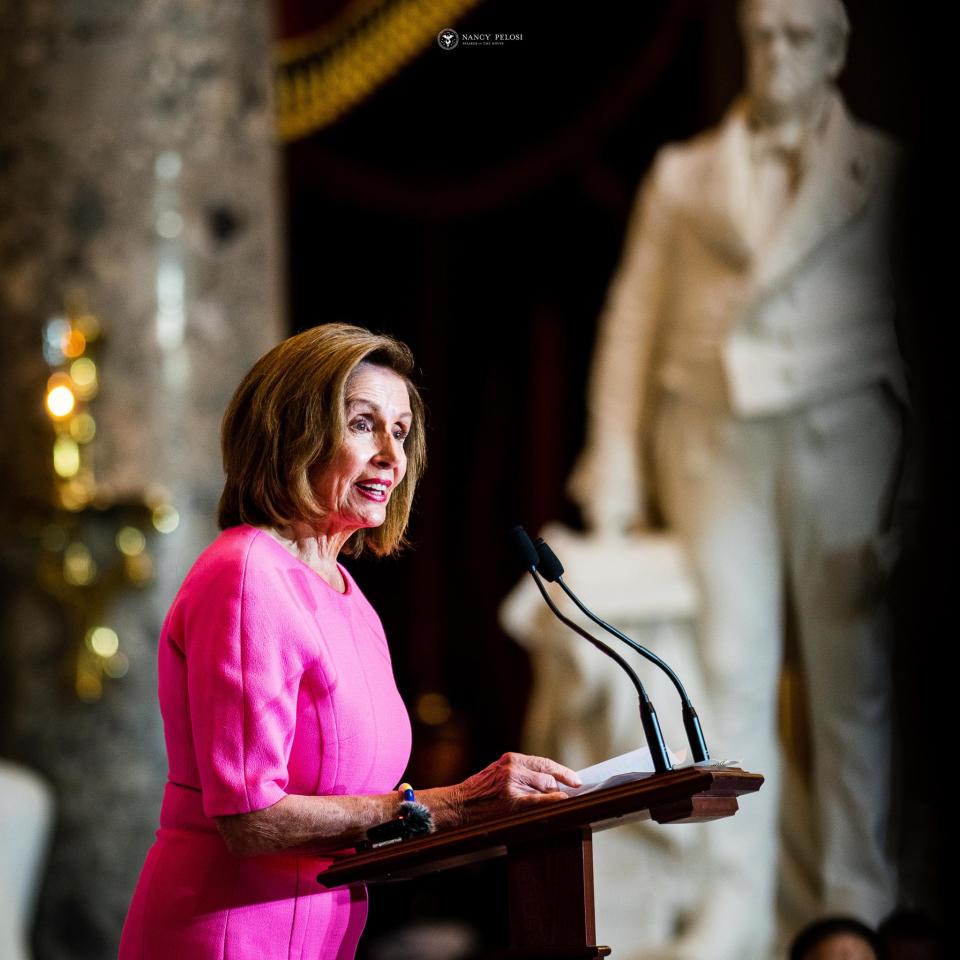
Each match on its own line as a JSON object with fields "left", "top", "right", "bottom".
{"left": 346, "top": 397, "right": 412, "bottom": 418}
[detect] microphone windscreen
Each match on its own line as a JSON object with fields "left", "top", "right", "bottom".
{"left": 508, "top": 526, "right": 540, "bottom": 571}
{"left": 534, "top": 538, "right": 565, "bottom": 582}
{"left": 399, "top": 800, "right": 435, "bottom": 836}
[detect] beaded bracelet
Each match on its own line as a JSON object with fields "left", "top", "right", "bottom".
{"left": 360, "top": 783, "right": 434, "bottom": 850}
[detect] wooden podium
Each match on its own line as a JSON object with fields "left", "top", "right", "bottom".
{"left": 317, "top": 766, "right": 763, "bottom": 959}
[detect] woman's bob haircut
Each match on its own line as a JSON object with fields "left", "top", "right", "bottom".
{"left": 217, "top": 323, "right": 426, "bottom": 557}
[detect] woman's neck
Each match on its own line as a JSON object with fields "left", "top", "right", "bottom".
{"left": 260, "top": 522, "right": 352, "bottom": 592}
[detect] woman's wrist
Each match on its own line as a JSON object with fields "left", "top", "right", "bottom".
{"left": 217, "top": 791, "right": 401, "bottom": 856}
{"left": 417, "top": 783, "right": 467, "bottom": 830}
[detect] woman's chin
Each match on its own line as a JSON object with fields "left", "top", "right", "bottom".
{"left": 346, "top": 507, "right": 388, "bottom": 530}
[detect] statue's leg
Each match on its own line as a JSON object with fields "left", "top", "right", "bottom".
{"left": 650, "top": 395, "right": 783, "bottom": 960}
{"left": 781, "top": 385, "right": 901, "bottom": 928}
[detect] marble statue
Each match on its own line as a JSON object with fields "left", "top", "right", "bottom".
{"left": 567, "top": 0, "right": 904, "bottom": 956}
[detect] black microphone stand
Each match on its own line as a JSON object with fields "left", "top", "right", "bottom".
{"left": 509, "top": 527, "right": 672, "bottom": 774}
{"left": 534, "top": 536, "right": 709, "bottom": 763}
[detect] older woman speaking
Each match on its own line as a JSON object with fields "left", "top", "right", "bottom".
{"left": 118, "top": 324, "right": 578, "bottom": 960}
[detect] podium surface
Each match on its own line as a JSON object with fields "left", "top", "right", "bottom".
{"left": 317, "top": 766, "right": 763, "bottom": 959}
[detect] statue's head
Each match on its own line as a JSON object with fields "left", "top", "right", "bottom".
{"left": 738, "top": 0, "right": 849, "bottom": 122}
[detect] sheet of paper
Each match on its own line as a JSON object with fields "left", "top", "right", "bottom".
{"left": 561, "top": 746, "right": 742, "bottom": 797}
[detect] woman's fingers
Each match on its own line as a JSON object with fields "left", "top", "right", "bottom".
{"left": 515, "top": 769, "right": 561, "bottom": 794}
{"left": 506, "top": 753, "right": 582, "bottom": 790}
{"left": 451, "top": 752, "right": 584, "bottom": 826}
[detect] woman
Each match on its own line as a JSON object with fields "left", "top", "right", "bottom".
{"left": 119, "top": 324, "right": 579, "bottom": 959}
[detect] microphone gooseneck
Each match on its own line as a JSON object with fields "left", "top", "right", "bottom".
{"left": 510, "top": 526, "right": 672, "bottom": 774}
{"left": 534, "top": 536, "right": 709, "bottom": 763}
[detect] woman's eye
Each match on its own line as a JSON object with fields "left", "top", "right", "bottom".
{"left": 350, "top": 417, "right": 372, "bottom": 433}
{"left": 393, "top": 429, "right": 409, "bottom": 444}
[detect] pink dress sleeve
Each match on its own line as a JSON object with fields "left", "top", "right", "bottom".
{"left": 175, "top": 538, "right": 305, "bottom": 818}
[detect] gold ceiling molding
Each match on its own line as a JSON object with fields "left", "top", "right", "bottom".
{"left": 276, "top": 0, "right": 482, "bottom": 142}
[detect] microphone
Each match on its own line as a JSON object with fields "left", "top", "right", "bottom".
{"left": 534, "top": 536, "right": 709, "bottom": 763}
{"left": 509, "top": 526, "right": 672, "bottom": 774}
{"left": 508, "top": 524, "right": 541, "bottom": 571}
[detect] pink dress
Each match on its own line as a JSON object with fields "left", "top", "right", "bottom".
{"left": 119, "top": 525, "right": 412, "bottom": 959}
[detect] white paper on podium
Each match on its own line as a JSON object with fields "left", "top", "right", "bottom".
{"left": 561, "top": 746, "right": 743, "bottom": 797}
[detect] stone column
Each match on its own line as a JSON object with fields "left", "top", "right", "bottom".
{"left": 0, "top": 2, "right": 283, "bottom": 957}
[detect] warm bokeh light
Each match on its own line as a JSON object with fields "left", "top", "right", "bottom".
{"left": 63, "top": 542, "right": 96, "bottom": 585}
{"left": 87, "top": 626, "right": 120, "bottom": 658}
{"left": 70, "top": 413, "right": 96, "bottom": 443}
{"left": 46, "top": 384, "right": 76, "bottom": 418}
{"left": 152, "top": 504, "right": 180, "bottom": 533}
{"left": 59, "top": 485, "right": 86, "bottom": 511}
{"left": 416, "top": 691, "right": 453, "bottom": 726}
{"left": 53, "top": 436, "right": 81, "bottom": 478}
{"left": 60, "top": 475, "right": 95, "bottom": 511}
{"left": 70, "top": 356, "right": 97, "bottom": 392}
{"left": 63, "top": 328, "right": 87, "bottom": 358}
{"left": 116, "top": 526, "right": 146, "bottom": 556}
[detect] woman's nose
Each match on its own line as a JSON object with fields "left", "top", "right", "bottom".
{"left": 373, "top": 432, "right": 403, "bottom": 465}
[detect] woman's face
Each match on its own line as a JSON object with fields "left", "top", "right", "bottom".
{"left": 311, "top": 363, "right": 412, "bottom": 534}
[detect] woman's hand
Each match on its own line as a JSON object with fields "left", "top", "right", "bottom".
{"left": 216, "top": 753, "right": 581, "bottom": 855}
{"left": 421, "top": 752, "right": 581, "bottom": 830}
{"left": 459, "top": 751, "right": 582, "bottom": 820}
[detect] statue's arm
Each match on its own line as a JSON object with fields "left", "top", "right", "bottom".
{"left": 568, "top": 155, "right": 674, "bottom": 534}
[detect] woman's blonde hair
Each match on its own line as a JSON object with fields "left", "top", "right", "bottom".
{"left": 217, "top": 323, "right": 426, "bottom": 557}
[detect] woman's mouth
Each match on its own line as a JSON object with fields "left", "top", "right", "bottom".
{"left": 355, "top": 480, "right": 390, "bottom": 502}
